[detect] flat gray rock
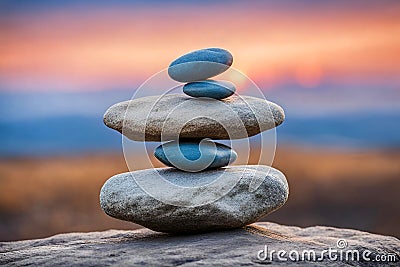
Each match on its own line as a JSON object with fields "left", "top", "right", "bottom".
{"left": 100, "top": 165, "right": 289, "bottom": 233}
{"left": 103, "top": 94, "right": 285, "bottom": 141}
{"left": 1, "top": 222, "right": 398, "bottom": 266}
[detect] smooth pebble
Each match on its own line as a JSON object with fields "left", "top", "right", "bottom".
{"left": 183, "top": 80, "right": 236, "bottom": 99}
{"left": 154, "top": 140, "right": 237, "bottom": 172}
{"left": 168, "top": 48, "right": 233, "bottom": 82}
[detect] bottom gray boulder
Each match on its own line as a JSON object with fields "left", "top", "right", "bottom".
{"left": 1, "top": 223, "right": 398, "bottom": 266}
{"left": 100, "top": 165, "right": 289, "bottom": 233}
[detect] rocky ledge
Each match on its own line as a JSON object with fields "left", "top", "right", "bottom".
{"left": 1, "top": 222, "right": 399, "bottom": 266}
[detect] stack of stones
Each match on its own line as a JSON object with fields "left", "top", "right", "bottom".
{"left": 100, "top": 48, "right": 289, "bottom": 234}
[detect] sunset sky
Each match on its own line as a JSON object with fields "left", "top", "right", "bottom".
{"left": 1, "top": 0, "right": 399, "bottom": 92}
{"left": 1, "top": 0, "right": 400, "bottom": 155}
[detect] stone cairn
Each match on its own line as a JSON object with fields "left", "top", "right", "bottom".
{"left": 100, "top": 48, "right": 289, "bottom": 233}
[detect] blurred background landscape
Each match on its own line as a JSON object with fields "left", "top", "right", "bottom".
{"left": 1, "top": 0, "right": 399, "bottom": 241}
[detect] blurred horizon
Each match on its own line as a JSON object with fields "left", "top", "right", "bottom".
{"left": 1, "top": 88, "right": 400, "bottom": 156}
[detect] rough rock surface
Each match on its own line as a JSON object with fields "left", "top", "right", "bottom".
{"left": 100, "top": 165, "right": 288, "bottom": 233}
{"left": 1, "top": 222, "right": 398, "bottom": 266}
{"left": 103, "top": 94, "right": 285, "bottom": 141}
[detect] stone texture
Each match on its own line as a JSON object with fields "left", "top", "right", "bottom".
{"left": 103, "top": 94, "right": 285, "bottom": 141}
{"left": 154, "top": 140, "right": 237, "bottom": 172}
{"left": 168, "top": 48, "right": 233, "bottom": 82}
{"left": 1, "top": 222, "right": 399, "bottom": 266}
{"left": 100, "top": 165, "right": 288, "bottom": 233}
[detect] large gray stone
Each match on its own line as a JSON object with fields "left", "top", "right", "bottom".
{"left": 100, "top": 165, "right": 289, "bottom": 233}
{"left": 1, "top": 222, "right": 399, "bottom": 266}
{"left": 103, "top": 94, "right": 285, "bottom": 141}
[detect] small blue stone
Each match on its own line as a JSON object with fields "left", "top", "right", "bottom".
{"left": 183, "top": 80, "right": 236, "bottom": 99}
{"left": 168, "top": 48, "right": 233, "bottom": 82}
{"left": 154, "top": 140, "right": 237, "bottom": 172}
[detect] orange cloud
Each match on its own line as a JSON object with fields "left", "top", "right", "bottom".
{"left": 0, "top": 4, "right": 399, "bottom": 91}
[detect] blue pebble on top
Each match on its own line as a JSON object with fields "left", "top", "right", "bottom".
{"left": 154, "top": 140, "right": 237, "bottom": 172}
{"left": 168, "top": 48, "right": 233, "bottom": 82}
{"left": 183, "top": 80, "right": 236, "bottom": 100}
